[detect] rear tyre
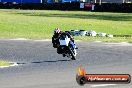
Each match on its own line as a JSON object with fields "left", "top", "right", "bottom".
{"left": 62, "top": 54, "right": 66, "bottom": 57}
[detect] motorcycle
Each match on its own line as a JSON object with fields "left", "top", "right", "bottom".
{"left": 57, "top": 35, "right": 77, "bottom": 60}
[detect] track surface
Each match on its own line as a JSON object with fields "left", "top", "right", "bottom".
{"left": 0, "top": 40, "right": 132, "bottom": 88}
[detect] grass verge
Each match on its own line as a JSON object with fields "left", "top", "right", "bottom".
{"left": 0, "top": 9, "right": 132, "bottom": 42}
{"left": 0, "top": 61, "right": 10, "bottom": 67}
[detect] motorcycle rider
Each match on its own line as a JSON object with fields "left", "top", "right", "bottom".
{"left": 52, "top": 28, "right": 77, "bottom": 56}
{"left": 52, "top": 28, "right": 62, "bottom": 48}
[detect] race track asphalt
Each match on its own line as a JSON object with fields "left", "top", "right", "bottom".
{"left": 0, "top": 40, "right": 132, "bottom": 88}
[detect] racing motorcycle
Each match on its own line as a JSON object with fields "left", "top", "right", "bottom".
{"left": 57, "top": 34, "right": 77, "bottom": 60}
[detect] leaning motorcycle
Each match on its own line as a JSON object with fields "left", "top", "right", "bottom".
{"left": 57, "top": 35, "right": 77, "bottom": 60}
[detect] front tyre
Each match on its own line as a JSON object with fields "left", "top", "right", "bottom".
{"left": 68, "top": 47, "right": 76, "bottom": 60}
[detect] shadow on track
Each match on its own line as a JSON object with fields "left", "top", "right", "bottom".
{"left": 16, "top": 59, "right": 73, "bottom": 65}
{"left": 31, "top": 59, "right": 72, "bottom": 63}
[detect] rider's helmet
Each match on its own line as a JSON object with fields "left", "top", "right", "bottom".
{"left": 54, "top": 28, "right": 61, "bottom": 34}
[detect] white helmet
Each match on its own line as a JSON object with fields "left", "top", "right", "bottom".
{"left": 54, "top": 28, "right": 61, "bottom": 34}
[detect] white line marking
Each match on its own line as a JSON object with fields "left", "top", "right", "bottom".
{"left": 104, "top": 42, "right": 132, "bottom": 46}
{"left": 91, "top": 84, "right": 116, "bottom": 87}
{"left": 0, "top": 66, "right": 10, "bottom": 68}
{"left": 10, "top": 62, "right": 19, "bottom": 67}
{"left": 0, "top": 38, "right": 52, "bottom": 41}
{"left": 34, "top": 39, "right": 51, "bottom": 42}
{"left": 9, "top": 38, "right": 28, "bottom": 40}
{"left": 0, "top": 39, "right": 83, "bottom": 42}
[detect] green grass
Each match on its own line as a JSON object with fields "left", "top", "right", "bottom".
{"left": 0, "top": 9, "right": 132, "bottom": 42}
{"left": 0, "top": 61, "right": 10, "bottom": 67}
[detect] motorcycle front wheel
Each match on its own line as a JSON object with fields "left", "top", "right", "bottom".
{"left": 68, "top": 47, "right": 76, "bottom": 60}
